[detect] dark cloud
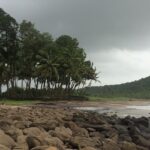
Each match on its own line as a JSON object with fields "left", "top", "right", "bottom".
{"left": 1, "top": 0, "right": 150, "bottom": 51}
{"left": 1, "top": 0, "right": 150, "bottom": 84}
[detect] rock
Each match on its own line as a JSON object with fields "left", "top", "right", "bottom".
{"left": 71, "top": 136, "right": 101, "bottom": 149}
{"left": 13, "top": 135, "right": 29, "bottom": 150}
{"left": 121, "top": 116, "right": 134, "bottom": 126}
{"left": 1, "top": 104, "right": 150, "bottom": 150}
{"left": 31, "top": 146, "right": 49, "bottom": 150}
{"left": 31, "top": 146, "right": 59, "bottom": 150}
{"left": 114, "top": 125, "right": 128, "bottom": 134}
{"left": 81, "top": 146, "right": 97, "bottom": 150}
{"left": 89, "top": 131, "right": 104, "bottom": 139}
{"left": 103, "top": 139, "right": 120, "bottom": 150}
{"left": 67, "top": 121, "right": 89, "bottom": 137}
{"left": 11, "top": 115, "right": 23, "bottom": 121}
{"left": 136, "top": 145, "right": 149, "bottom": 150}
{"left": 23, "top": 127, "right": 48, "bottom": 137}
{"left": 50, "top": 126, "right": 72, "bottom": 141}
{"left": 0, "top": 131, "right": 16, "bottom": 149}
{"left": 87, "top": 128, "right": 96, "bottom": 132}
{"left": 5, "top": 127, "right": 23, "bottom": 141}
{"left": 0, "top": 144, "right": 10, "bottom": 150}
{"left": 26, "top": 136, "right": 42, "bottom": 149}
{"left": 132, "top": 135, "right": 150, "bottom": 148}
{"left": 46, "top": 146, "right": 58, "bottom": 150}
{"left": 0, "top": 120, "right": 11, "bottom": 131}
{"left": 30, "top": 120, "right": 59, "bottom": 131}
{"left": 45, "top": 137, "right": 64, "bottom": 150}
{"left": 135, "top": 117, "right": 149, "bottom": 128}
{"left": 120, "top": 141, "right": 137, "bottom": 150}
{"left": 13, "top": 121, "right": 26, "bottom": 129}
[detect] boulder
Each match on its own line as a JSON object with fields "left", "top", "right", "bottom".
{"left": 132, "top": 135, "right": 150, "bottom": 148}
{"left": 50, "top": 126, "right": 72, "bottom": 141}
{"left": 11, "top": 115, "right": 23, "bottom": 121}
{"left": 120, "top": 141, "right": 137, "bottom": 150}
{"left": 23, "top": 127, "right": 48, "bottom": 137}
{"left": 136, "top": 145, "right": 149, "bottom": 150}
{"left": 46, "top": 146, "right": 58, "bottom": 150}
{"left": 30, "top": 120, "right": 59, "bottom": 131}
{"left": 0, "top": 144, "right": 10, "bottom": 150}
{"left": 13, "top": 121, "right": 26, "bottom": 129}
{"left": 71, "top": 136, "right": 101, "bottom": 149}
{"left": 26, "top": 136, "right": 42, "bottom": 149}
{"left": 5, "top": 127, "right": 23, "bottom": 141}
{"left": 102, "top": 139, "right": 120, "bottom": 150}
{"left": 0, "top": 120, "right": 11, "bottom": 131}
{"left": 81, "top": 146, "right": 98, "bottom": 150}
{"left": 13, "top": 135, "right": 29, "bottom": 150}
{"left": 0, "top": 131, "right": 16, "bottom": 149}
{"left": 31, "top": 146, "right": 49, "bottom": 150}
{"left": 45, "top": 137, "right": 64, "bottom": 150}
{"left": 67, "top": 121, "right": 89, "bottom": 137}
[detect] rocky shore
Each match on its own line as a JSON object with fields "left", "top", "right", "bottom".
{"left": 0, "top": 105, "right": 149, "bottom": 150}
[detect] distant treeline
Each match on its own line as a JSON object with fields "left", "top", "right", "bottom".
{"left": 0, "top": 8, "right": 97, "bottom": 99}
{"left": 85, "top": 76, "right": 150, "bottom": 99}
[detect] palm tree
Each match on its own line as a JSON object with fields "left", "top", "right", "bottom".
{"left": 36, "top": 47, "right": 59, "bottom": 91}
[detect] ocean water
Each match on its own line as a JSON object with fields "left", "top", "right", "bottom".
{"left": 75, "top": 105, "right": 150, "bottom": 117}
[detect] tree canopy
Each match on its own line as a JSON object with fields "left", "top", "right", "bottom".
{"left": 0, "top": 8, "right": 98, "bottom": 99}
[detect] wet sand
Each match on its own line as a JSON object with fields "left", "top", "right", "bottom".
{"left": 2, "top": 100, "right": 150, "bottom": 117}
{"left": 72, "top": 100, "right": 150, "bottom": 117}
{"left": 1, "top": 99, "right": 150, "bottom": 117}
{"left": 35, "top": 100, "right": 150, "bottom": 118}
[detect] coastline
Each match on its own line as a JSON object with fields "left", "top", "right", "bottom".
{"left": 0, "top": 104, "right": 149, "bottom": 149}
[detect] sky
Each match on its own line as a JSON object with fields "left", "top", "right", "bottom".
{"left": 1, "top": 0, "right": 150, "bottom": 85}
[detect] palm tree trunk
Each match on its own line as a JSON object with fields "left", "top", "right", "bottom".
{"left": 0, "top": 84, "right": 2, "bottom": 98}
{"left": 21, "top": 79, "right": 24, "bottom": 89}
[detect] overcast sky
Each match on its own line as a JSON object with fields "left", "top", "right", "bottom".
{"left": 1, "top": 0, "right": 150, "bottom": 85}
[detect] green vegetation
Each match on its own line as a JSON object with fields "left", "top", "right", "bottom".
{"left": 0, "top": 8, "right": 97, "bottom": 99}
{"left": 0, "top": 99, "right": 41, "bottom": 105}
{"left": 85, "top": 76, "right": 150, "bottom": 99}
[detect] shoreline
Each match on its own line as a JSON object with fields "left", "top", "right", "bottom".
{"left": 0, "top": 105, "right": 149, "bottom": 149}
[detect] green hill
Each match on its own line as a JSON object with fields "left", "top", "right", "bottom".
{"left": 85, "top": 76, "right": 150, "bottom": 99}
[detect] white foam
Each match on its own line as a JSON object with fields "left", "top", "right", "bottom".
{"left": 75, "top": 107, "right": 101, "bottom": 111}
{"left": 127, "top": 105, "right": 150, "bottom": 110}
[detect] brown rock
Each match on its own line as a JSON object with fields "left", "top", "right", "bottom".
{"left": 71, "top": 136, "right": 101, "bottom": 148}
{"left": 133, "top": 135, "right": 150, "bottom": 148}
{"left": 5, "top": 127, "right": 23, "bottom": 141}
{"left": 0, "top": 144, "right": 10, "bottom": 150}
{"left": 81, "top": 146, "right": 97, "bottom": 150}
{"left": 46, "top": 146, "right": 58, "bottom": 150}
{"left": 30, "top": 120, "right": 59, "bottom": 131}
{"left": 0, "top": 131, "right": 16, "bottom": 149}
{"left": 120, "top": 141, "right": 137, "bottom": 150}
{"left": 68, "top": 122, "right": 89, "bottom": 137}
{"left": 50, "top": 126, "right": 72, "bottom": 141}
{"left": 14, "top": 135, "right": 29, "bottom": 150}
{"left": 23, "top": 127, "right": 48, "bottom": 138}
{"left": 103, "top": 139, "right": 120, "bottom": 150}
{"left": 45, "top": 137, "right": 64, "bottom": 150}
{"left": 136, "top": 145, "right": 149, "bottom": 150}
{"left": 31, "top": 146, "right": 49, "bottom": 150}
{"left": 26, "top": 136, "right": 42, "bottom": 149}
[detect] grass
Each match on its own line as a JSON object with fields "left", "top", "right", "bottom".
{"left": 0, "top": 96, "right": 149, "bottom": 106}
{"left": 0, "top": 99, "right": 41, "bottom": 106}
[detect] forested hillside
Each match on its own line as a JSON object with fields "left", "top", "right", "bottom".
{"left": 85, "top": 76, "right": 150, "bottom": 99}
